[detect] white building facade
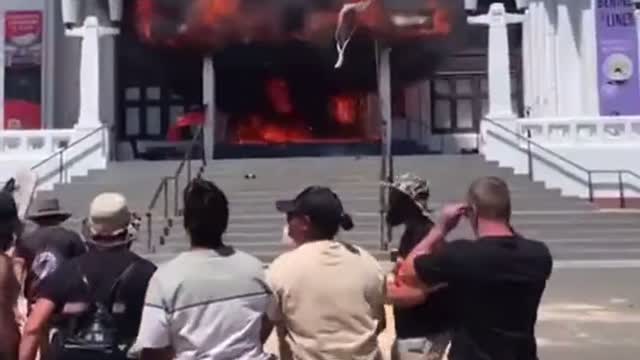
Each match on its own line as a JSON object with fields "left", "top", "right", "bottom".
{"left": 481, "top": 0, "right": 640, "bottom": 204}
{"left": 0, "top": 0, "right": 639, "bottom": 201}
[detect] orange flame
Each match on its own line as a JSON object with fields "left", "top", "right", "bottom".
{"left": 331, "top": 95, "right": 358, "bottom": 125}
{"left": 266, "top": 78, "right": 294, "bottom": 115}
{"left": 200, "top": 0, "right": 240, "bottom": 20}
{"left": 235, "top": 115, "right": 312, "bottom": 144}
{"left": 136, "top": 0, "right": 154, "bottom": 40}
{"left": 232, "top": 81, "right": 369, "bottom": 144}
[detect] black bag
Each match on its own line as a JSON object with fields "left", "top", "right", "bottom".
{"left": 57, "top": 262, "right": 138, "bottom": 360}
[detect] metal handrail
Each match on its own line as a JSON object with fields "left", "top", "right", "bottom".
{"left": 30, "top": 125, "right": 108, "bottom": 183}
{"left": 485, "top": 118, "right": 640, "bottom": 208}
{"left": 145, "top": 125, "right": 206, "bottom": 252}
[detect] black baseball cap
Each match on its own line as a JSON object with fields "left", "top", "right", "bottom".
{"left": 276, "top": 186, "right": 354, "bottom": 231}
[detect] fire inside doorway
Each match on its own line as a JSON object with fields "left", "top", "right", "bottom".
{"left": 116, "top": 0, "right": 470, "bottom": 159}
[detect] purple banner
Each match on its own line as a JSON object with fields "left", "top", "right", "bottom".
{"left": 596, "top": 0, "right": 640, "bottom": 116}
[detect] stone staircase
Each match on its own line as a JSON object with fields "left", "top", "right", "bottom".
{"left": 38, "top": 155, "right": 640, "bottom": 265}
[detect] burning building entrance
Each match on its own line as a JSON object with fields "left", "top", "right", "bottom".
{"left": 117, "top": 40, "right": 386, "bottom": 157}
{"left": 115, "top": 0, "right": 522, "bottom": 158}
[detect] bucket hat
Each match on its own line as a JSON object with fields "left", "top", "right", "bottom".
{"left": 27, "top": 198, "right": 71, "bottom": 223}
{"left": 82, "top": 193, "right": 140, "bottom": 247}
{"left": 384, "top": 173, "right": 433, "bottom": 219}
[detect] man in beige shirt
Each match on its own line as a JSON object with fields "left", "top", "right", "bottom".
{"left": 267, "top": 186, "right": 386, "bottom": 360}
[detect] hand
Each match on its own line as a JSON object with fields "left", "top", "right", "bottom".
{"left": 392, "top": 257, "right": 404, "bottom": 275}
{"left": 438, "top": 203, "right": 468, "bottom": 233}
{"left": 386, "top": 274, "right": 427, "bottom": 308}
{"left": 396, "top": 257, "right": 420, "bottom": 288}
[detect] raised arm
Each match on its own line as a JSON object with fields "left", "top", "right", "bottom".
{"left": 386, "top": 204, "right": 467, "bottom": 307}
{"left": 398, "top": 204, "right": 467, "bottom": 283}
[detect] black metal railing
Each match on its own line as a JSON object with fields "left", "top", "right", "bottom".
{"left": 485, "top": 118, "right": 640, "bottom": 208}
{"left": 31, "top": 125, "right": 109, "bottom": 183}
{"left": 145, "top": 126, "right": 206, "bottom": 252}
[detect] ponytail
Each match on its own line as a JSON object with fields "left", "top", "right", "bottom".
{"left": 340, "top": 213, "right": 354, "bottom": 231}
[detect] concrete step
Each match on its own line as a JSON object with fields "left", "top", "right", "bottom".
{"left": 154, "top": 225, "right": 640, "bottom": 245}
{"left": 37, "top": 196, "right": 594, "bottom": 219}
{"left": 60, "top": 212, "right": 640, "bottom": 239}
{"left": 60, "top": 210, "right": 639, "bottom": 230}
{"left": 62, "top": 173, "right": 548, "bottom": 189}
{"left": 134, "top": 239, "right": 640, "bottom": 265}
{"left": 44, "top": 188, "right": 567, "bottom": 209}
{"left": 137, "top": 246, "right": 392, "bottom": 265}
{"left": 157, "top": 221, "right": 640, "bottom": 237}
{"left": 37, "top": 155, "right": 640, "bottom": 265}
{"left": 141, "top": 237, "right": 640, "bottom": 256}
{"left": 158, "top": 218, "right": 640, "bottom": 240}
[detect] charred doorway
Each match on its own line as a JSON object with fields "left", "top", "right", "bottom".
{"left": 116, "top": 41, "right": 379, "bottom": 158}
{"left": 116, "top": 0, "right": 466, "bottom": 159}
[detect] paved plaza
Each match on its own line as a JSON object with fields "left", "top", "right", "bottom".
{"left": 265, "top": 266, "right": 640, "bottom": 360}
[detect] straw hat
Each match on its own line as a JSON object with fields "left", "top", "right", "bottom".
{"left": 87, "top": 193, "right": 133, "bottom": 238}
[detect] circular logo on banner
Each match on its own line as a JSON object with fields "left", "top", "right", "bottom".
{"left": 603, "top": 53, "right": 634, "bottom": 82}
{"left": 7, "top": 119, "right": 22, "bottom": 129}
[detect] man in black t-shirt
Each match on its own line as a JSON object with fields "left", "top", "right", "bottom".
{"left": 387, "top": 177, "right": 553, "bottom": 360}
{"left": 385, "top": 174, "right": 451, "bottom": 360}
{"left": 17, "top": 198, "right": 86, "bottom": 300}
{"left": 18, "top": 193, "right": 156, "bottom": 360}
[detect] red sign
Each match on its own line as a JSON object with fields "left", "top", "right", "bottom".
{"left": 4, "top": 100, "right": 41, "bottom": 129}
{"left": 4, "top": 11, "right": 43, "bottom": 129}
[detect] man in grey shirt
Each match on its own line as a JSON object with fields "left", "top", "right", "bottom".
{"left": 132, "top": 178, "right": 274, "bottom": 360}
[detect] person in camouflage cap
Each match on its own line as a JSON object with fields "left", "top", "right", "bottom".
{"left": 385, "top": 173, "right": 452, "bottom": 360}
{"left": 385, "top": 173, "right": 433, "bottom": 221}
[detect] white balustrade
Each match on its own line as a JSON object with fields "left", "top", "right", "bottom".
{"left": 517, "top": 116, "right": 640, "bottom": 144}
{"left": 0, "top": 130, "right": 75, "bottom": 155}
{"left": 0, "top": 128, "right": 108, "bottom": 190}
{"left": 482, "top": 117, "right": 640, "bottom": 202}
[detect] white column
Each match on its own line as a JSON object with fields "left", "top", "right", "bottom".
{"left": 469, "top": 3, "right": 524, "bottom": 120}
{"left": 581, "top": 0, "right": 599, "bottom": 116}
{"left": 529, "top": 0, "right": 548, "bottom": 117}
{"left": 43, "top": 0, "right": 56, "bottom": 129}
{"left": 378, "top": 46, "right": 392, "bottom": 180}
{"left": 555, "top": 1, "right": 583, "bottom": 116}
{"left": 377, "top": 46, "right": 392, "bottom": 249}
{"left": 522, "top": 5, "right": 533, "bottom": 116}
{"left": 523, "top": 2, "right": 536, "bottom": 116}
{"left": 635, "top": 9, "right": 640, "bottom": 115}
{"left": 203, "top": 57, "right": 215, "bottom": 161}
{"left": 66, "top": 16, "right": 118, "bottom": 129}
{"left": 543, "top": 0, "right": 559, "bottom": 116}
{"left": 523, "top": 0, "right": 559, "bottom": 118}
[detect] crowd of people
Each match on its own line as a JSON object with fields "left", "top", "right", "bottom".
{"left": 0, "top": 173, "right": 553, "bottom": 360}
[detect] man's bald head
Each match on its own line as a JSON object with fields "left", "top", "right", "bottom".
{"left": 467, "top": 176, "right": 511, "bottom": 222}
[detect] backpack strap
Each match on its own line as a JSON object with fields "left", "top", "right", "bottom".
{"left": 106, "top": 260, "right": 138, "bottom": 309}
